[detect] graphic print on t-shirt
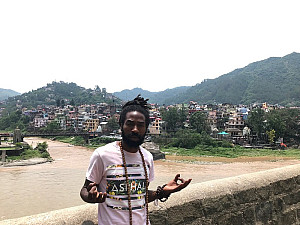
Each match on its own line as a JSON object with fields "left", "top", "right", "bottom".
{"left": 105, "top": 163, "right": 148, "bottom": 210}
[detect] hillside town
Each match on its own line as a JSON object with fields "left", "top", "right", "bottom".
{"left": 9, "top": 100, "right": 287, "bottom": 146}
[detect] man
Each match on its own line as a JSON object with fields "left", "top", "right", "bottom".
{"left": 80, "top": 95, "right": 192, "bottom": 225}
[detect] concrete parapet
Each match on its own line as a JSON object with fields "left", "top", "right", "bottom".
{"left": 150, "top": 163, "right": 300, "bottom": 225}
{"left": 2, "top": 164, "right": 300, "bottom": 225}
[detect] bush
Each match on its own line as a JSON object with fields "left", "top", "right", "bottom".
{"left": 90, "top": 137, "right": 119, "bottom": 145}
{"left": 162, "top": 129, "right": 234, "bottom": 149}
{"left": 34, "top": 142, "right": 48, "bottom": 153}
{"left": 41, "top": 151, "right": 50, "bottom": 158}
{"left": 20, "top": 149, "right": 41, "bottom": 160}
{"left": 172, "top": 130, "right": 202, "bottom": 148}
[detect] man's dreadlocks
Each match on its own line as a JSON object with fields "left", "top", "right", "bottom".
{"left": 119, "top": 95, "right": 150, "bottom": 128}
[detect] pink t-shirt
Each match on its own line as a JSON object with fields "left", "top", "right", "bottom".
{"left": 86, "top": 141, "right": 154, "bottom": 225}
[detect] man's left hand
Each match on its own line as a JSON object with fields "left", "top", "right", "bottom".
{"left": 163, "top": 174, "right": 192, "bottom": 195}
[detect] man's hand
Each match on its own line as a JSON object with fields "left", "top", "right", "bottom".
{"left": 163, "top": 174, "right": 192, "bottom": 195}
{"left": 87, "top": 182, "right": 107, "bottom": 203}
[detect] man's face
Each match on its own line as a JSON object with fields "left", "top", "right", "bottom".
{"left": 121, "top": 111, "right": 147, "bottom": 148}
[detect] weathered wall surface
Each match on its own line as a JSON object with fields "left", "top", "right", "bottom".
{"left": 2, "top": 164, "right": 300, "bottom": 225}
{"left": 149, "top": 164, "right": 300, "bottom": 225}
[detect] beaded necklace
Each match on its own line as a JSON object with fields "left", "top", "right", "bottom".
{"left": 119, "top": 141, "right": 149, "bottom": 225}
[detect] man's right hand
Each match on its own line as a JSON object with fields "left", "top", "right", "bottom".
{"left": 87, "top": 182, "right": 107, "bottom": 203}
{"left": 80, "top": 179, "right": 107, "bottom": 203}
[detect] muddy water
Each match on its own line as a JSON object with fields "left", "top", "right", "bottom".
{"left": 1, "top": 137, "right": 299, "bottom": 221}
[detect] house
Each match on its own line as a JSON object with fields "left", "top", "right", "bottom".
{"left": 148, "top": 117, "right": 162, "bottom": 135}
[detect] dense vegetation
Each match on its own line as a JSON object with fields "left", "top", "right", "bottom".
{"left": 7, "top": 142, "right": 51, "bottom": 161}
{"left": 115, "top": 52, "right": 300, "bottom": 106}
{"left": 172, "top": 52, "right": 300, "bottom": 106}
{"left": 160, "top": 145, "right": 300, "bottom": 159}
{"left": 0, "top": 81, "right": 120, "bottom": 115}
{"left": 0, "top": 110, "right": 30, "bottom": 131}
{"left": 246, "top": 108, "right": 300, "bottom": 145}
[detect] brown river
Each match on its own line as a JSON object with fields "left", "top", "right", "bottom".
{"left": 1, "top": 137, "right": 300, "bottom": 221}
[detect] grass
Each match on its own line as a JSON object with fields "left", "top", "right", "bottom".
{"left": 43, "top": 135, "right": 300, "bottom": 159}
{"left": 161, "top": 145, "right": 300, "bottom": 159}
{"left": 53, "top": 136, "right": 112, "bottom": 149}
{"left": 0, "top": 146, "right": 16, "bottom": 151}
{"left": 5, "top": 142, "right": 52, "bottom": 161}
{"left": 6, "top": 149, "right": 50, "bottom": 161}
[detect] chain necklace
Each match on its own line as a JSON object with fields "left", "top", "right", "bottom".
{"left": 119, "top": 141, "right": 149, "bottom": 225}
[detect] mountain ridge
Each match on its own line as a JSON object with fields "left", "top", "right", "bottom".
{"left": 116, "top": 52, "right": 300, "bottom": 106}
{"left": 2, "top": 52, "right": 300, "bottom": 107}
{"left": 0, "top": 88, "right": 20, "bottom": 101}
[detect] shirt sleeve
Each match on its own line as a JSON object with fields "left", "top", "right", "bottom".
{"left": 148, "top": 153, "right": 155, "bottom": 183}
{"left": 86, "top": 150, "right": 104, "bottom": 184}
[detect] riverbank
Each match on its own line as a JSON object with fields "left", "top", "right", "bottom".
{"left": 1, "top": 157, "right": 49, "bottom": 167}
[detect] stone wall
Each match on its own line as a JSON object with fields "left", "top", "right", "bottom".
{"left": 149, "top": 164, "right": 300, "bottom": 225}
{"left": 2, "top": 164, "right": 300, "bottom": 225}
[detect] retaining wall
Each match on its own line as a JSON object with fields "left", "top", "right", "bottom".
{"left": 2, "top": 164, "right": 300, "bottom": 225}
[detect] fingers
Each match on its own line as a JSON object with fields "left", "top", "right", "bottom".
{"left": 174, "top": 177, "right": 192, "bottom": 192}
{"left": 96, "top": 192, "right": 107, "bottom": 203}
{"left": 174, "top": 174, "right": 181, "bottom": 181}
{"left": 87, "top": 183, "right": 107, "bottom": 203}
{"left": 180, "top": 178, "right": 192, "bottom": 189}
{"left": 87, "top": 182, "right": 97, "bottom": 191}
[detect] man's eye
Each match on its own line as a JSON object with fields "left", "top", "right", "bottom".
{"left": 125, "top": 121, "right": 134, "bottom": 126}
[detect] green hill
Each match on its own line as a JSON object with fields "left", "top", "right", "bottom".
{"left": 166, "top": 52, "right": 300, "bottom": 106}
{"left": 1, "top": 81, "right": 119, "bottom": 113}
{"left": 0, "top": 88, "right": 20, "bottom": 101}
{"left": 114, "top": 86, "right": 190, "bottom": 105}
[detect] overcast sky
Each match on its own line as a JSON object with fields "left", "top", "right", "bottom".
{"left": 1, "top": 0, "right": 300, "bottom": 94}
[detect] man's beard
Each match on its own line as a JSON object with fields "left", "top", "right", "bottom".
{"left": 121, "top": 130, "right": 145, "bottom": 148}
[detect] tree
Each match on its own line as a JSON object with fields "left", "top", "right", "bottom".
{"left": 265, "top": 108, "right": 300, "bottom": 144}
{"left": 56, "top": 99, "right": 61, "bottom": 107}
{"left": 0, "top": 110, "right": 30, "bottom": 131}
{"left": 266, "top": 129, "right": 276, "bottom": 144}
{"left": 189, "top": 111, "right": 210, "bottom": 134}
{"left": 247, "top": 108, "right": 266, "bottom": 139}
{"left": 265, "top": 110, "right": 285, "bottom": 140}
{"left": 41, "top": 121, "right": 61, "bottom": 133}
{"left": 161, "top": 107, "right": 180, "bottom": 132}
{"left": 178, "top": 104, "right": 188, "bottom": 129}
{"left": 61, "top": 99, "right": 65, "bottom": 108}
{"left": 95, "top": 85, "right": 101, "bottom": 92}
{"left": 70, "top": 99, "right": 75, "bottom": 106}
{"left": 107, "top": 117, "right": 119, "bottom": 133}
{"left": 172, "top": 129, "right": 202, "bottom": 148}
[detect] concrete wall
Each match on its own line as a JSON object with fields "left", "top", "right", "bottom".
{"left": 2, "top": 164, "right": 300, "bottom": 225}
{"left": 150, "top": 164, "right": 300, "bottom": 225}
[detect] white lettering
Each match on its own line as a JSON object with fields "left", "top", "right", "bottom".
{"left": 111, "top": 184, "right": 118, "bottom": 192}
{"left": 137, "top": 182, "right": 142, "bottom": 190}
{"left": 120, "top": 183, "right": 125, "bottom": 192}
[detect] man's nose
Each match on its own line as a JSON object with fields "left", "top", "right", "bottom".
{"left": 132, "top": 125, "right": 139, "bottom": 133}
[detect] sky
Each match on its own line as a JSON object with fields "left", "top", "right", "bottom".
{"left": 1, "top": 1, "right": 300, "bottom": 94}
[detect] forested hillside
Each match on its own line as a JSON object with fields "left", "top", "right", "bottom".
{"left": 1, "top": 81, "right": 119, "bottom": 114}
{"left": 0, "top": 88, "right": 20, "bottom": 101}
{"left": 114, "top": 86, "right": 190, "bottom": 105}
{"left": 168, "top": 52, "right": 300, "bottom": 106}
